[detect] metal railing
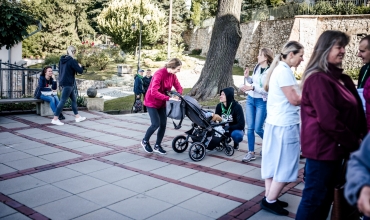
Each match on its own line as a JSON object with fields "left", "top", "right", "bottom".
{"left": 242, "top": 0, "right": 368, "bottom": 21}
{"left": 0, "top": 61, "right": 42, "bottom": 99}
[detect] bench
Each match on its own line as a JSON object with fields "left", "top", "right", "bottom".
{"left": 0, "top": 98, "right": 54, "bottom": 116}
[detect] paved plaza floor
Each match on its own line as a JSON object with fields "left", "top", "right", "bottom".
{"left": 0, "top": 111, "right": 305, "bottom": 220}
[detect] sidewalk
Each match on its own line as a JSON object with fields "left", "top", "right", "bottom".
{"left": 0, "top": 111, "right": 305, "bottom": 219}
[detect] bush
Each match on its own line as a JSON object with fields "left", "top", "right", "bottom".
{"left": 334, "top": 2, "right": 357, "bottom": 15}
{"left": 44, "top": 54, "right": 61, "bottom": 65}
{"left": 90, "top": 51, "right": 112, "bottom": 70}
{"left": 346, "top": 68, "right": 360, "bottom": 80}
{"left": 313, "top": 1, "right": 335, "bottom": 15}
{"left": 64, "top": 94, "right": 87, "bottom": 107}
{"left": 191, "top": 49, "right": 202, "bottom": 55}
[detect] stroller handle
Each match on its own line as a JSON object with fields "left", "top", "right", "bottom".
{"left": 168, "top": 91, "right": 182, "bottom": 98}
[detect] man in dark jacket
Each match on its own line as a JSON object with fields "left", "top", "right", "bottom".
{"left": 134, "top": 69, "right": 144, "bottom": 99}
{"left": 51, "top": 45, "right": 86, "bottom": 126}
{"left": 215, "top": 87, "right": 245, "bottom": 149}
{"left": 142, "top": 69, "right": 152, "bottom": 112}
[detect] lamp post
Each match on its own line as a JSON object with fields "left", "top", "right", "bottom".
{"left": 132, "top": 15, "right": 152, "bottom": 71}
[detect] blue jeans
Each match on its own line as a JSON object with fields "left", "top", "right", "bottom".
{"left": 144, "top": 107, "right": 167, "bottom": 146}
{"left": 40, "top": 95, "right": 60, "bottom": 113}
{"left": 231, "top": 130, "right": 244, "bottom": 144}
{"left": 245, "top": 95, "right": 267, "bottom": 152}
{"left": 296, "top": 159, "right": 342, "bottom": 220}
{"left": 55, "top": 86, "right": 78, "bottom": 116}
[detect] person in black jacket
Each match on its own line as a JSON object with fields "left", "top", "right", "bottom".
{"left": 215, "top": 87, "right": 245, "bottom": 149}
{"left": 357, "top": 35, "right": 370, "bottom": 89}
{"left": 134, "top": 69, "right": 144, "bottom": 98}
{"left": 142, "top": 69, "right": 152, "bottom": 112}
{"left": 35, "top": 66, "right": 65, "bottom": 120}
{"left": 51, "top": 45, "right": 86, "bottom": 126}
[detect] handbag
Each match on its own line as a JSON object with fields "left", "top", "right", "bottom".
{"left": 166, "top": 100, "right": 185, "bottom": 129}
{"left": 132, "top": 98, "right": 143, "bottom": 113}
{"left": 331, "top": 160, "right": 360, "bottom": 220}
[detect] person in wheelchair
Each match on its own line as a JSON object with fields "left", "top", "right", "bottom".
{"left": 215, "top": 87, "right": 245, "bottom": 149}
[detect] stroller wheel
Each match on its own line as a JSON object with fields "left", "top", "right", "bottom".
{"left": 224, "top": 144, "right": 234, "bottom": 156}
{"left": 215, "top": 145, "right": 223, "bottom": 152}
{"left": 188, "top": 142, "right": 206, "bottom": 161}
{"left": 172, "top": 135, "right": 188, "bottom": 153}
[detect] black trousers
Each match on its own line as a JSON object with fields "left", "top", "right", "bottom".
{"left": 143, "top": 107, "right": 167, "bottom": 146}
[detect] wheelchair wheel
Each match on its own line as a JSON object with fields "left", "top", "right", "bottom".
{"left": 224, "top": 144, "right": 234, "bottom": 156}
{"left": 189, "top": 142, "right": 206, "bottom": 161}
{"left": 172, "top": 135, "right": 188, "bottom": 153}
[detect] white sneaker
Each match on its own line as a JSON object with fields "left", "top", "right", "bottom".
{"left": 75, "top": 116, "right": 86, "bottom": 123}
{"left": 242, "top": 152, "right": 256, "bottom": 162}
{"left": 51, "top": 119, "right": 64, "bottom": 126}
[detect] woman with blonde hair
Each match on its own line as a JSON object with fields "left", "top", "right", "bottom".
{"left": 296, "top": 30, "right": 366, "bottom": 219}
{"left": 141, "top": 58, "right": 183, "bottom": 155}
{"left": 260, "top": 41, "right": 304, "bottom": 216}
{"left": 240, "top": 48, "right": 273, "bottom": 161}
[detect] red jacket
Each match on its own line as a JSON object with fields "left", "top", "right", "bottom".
{"left": 301, "top": 65, "right": 367, "bottom": 161}
{"left": 144, "top": 67, "right": 183, "bottom": 109}
{"left": 363, "top": 77, "right": 370, "bottom": 131}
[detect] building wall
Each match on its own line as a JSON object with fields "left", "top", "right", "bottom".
{"left": 184, "top": 15, "right": 370, "bottom": 73}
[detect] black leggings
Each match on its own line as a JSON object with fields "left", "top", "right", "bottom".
{"left": 144, "top": 107, "right": 167, "bottom": 146}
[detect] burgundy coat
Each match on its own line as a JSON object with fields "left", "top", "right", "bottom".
{"left": 301, "top": 65, "right": 367, "bottom": 161}
{"left": 363, "top": 77, "right": 370, "bottom": 132}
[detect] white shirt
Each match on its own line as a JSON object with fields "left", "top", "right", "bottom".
{"left": 265, "top": 61, "right": 300, "bottom": 126}
{"left": 245, "top": 65, "right": 268, "bottom": 99}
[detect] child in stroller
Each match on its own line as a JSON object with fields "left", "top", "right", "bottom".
{"left": 170, "top": 93, "right": 235, "bottom": 161}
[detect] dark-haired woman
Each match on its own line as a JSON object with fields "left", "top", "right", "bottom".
{"left": 35, "top": 66, "right": 65, "bottom": 120}
{"left": 296, "top": 30, "right": 367, "bottom": 220}
{"left": 141, "top": 58, "right": 183, "bottom": 155}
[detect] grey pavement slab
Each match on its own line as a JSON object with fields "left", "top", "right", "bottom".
{"left": 179, "top": 172, "right": 230, "bottom": 189}
{"left": 9, "top": 184, "right": 72, "bottom": 208}
{"left": 294, "top": 182, "right": 305, "bottom": 190}
{"left": 107, "top": 139, "right": 140, "bottom": 147}
{"left": 72, "top": 144, "right": 111, "bottom": 154}
{"left": 78, "top": 184, "right": 137, "bottom": 206}
{"left": 89, "top": 134, "right": 123, "bottom": 142}
{"left": 43, "top": 136, "right": 76, "bottom": 144}
{"left": 184, "top": 156, "right": 226, "bottom": 167}
{"left": 279, "top": 193, "right": 302, "bottom": 214}
{"left": 66, "top": 160, "right": 113, "bottom": 174}
{"left": 212, "top": 161, "right": 256, "bottom": 175}
{"left": 31, "top": 167, "right": 82, "bottom": 183}
{"left": 87, "top": 166, "right": 139, "bottom": 183}
{"left": 16, "top": 128, "right": 47, "bottom": 135}
{"left": 178, "top": 193, "right": 241, "bottom": 219}
{"left": 21, "top": 146, "right": 63, "bottom": 156}
{"left": 0, "top": 164, "right": 17, "bottom": 175}
{"left": 4, "top": 157, "right": 51, "bottom": 170}
{"left": 0, "top": 122, "right": 29, "bottom": 129}
{"left": 114, "top": 174, "right": 167, "bottom": 193}
{"left": 0, "top": 117, "right": 16, "bottom": 124}
{"left": 108, "top": 194, "right": 173, "bottom": 220}
{"left": 34, "top": 195, "right": 101, "bottom": 220}
{"left": 0, "top": 175, "right": 47, "bottom": 195}
{"left": 147, "top": 206, "right": 214, "bottom": 220}
{"left": 0, "top": 202, "right": 17, "bottom": 218}
{"left": 58, "top": 140, "right": 92, "bottom": 149}
{"left": 1, "top": 137, "right": 28, "bottom": 145}
{"left": 124, "top": 158, "right": 169, "bottom": 172}
{"left": 0, "top": 212, "right": 31, "bottom": 220}
{"left": 243, "top": 167, "right": 263, "bottom": 180}
{"left": 212, "top": 180, "right": 265, "bottom": 200}
{"left": 6, "top": 141, "right": 46, "bottom": 151}
{"left": 0, "top": 145, "right": 17, "bottom": 154}
{"left": 39, "top": 151, "right": 80, "bottom": 162}
{"left": 145, "top": 183, "right": 201, "bottom": 205}
{"left": 52, "top": 175, "right": 108, "bottom": 194}
{"left": 74, "top": 208, "right": 132, "bottom": 220}
{"left": 77, "top": 131, "right": 106, "bottom": 138}
{"left": 102, "top": 152, "right": 144, "bottom": 164}
{"left": 150, "top": 164, "right": 198, "bottom": 180}
{"left": 248, "top": 210, "right": 294, "bottom": 220}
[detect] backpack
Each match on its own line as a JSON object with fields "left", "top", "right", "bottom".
{"left": 132, "top": 98, "right": 143, "bottom": 113}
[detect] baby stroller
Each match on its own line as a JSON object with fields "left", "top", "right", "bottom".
{"left": 168, "top": 92, "right": 234, "bottom": 161}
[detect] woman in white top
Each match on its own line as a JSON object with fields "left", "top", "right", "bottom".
{"left": 260, "top": 41, "right": 304, "bottom": 216}
{"left": 240, "top": 48, "right": 273, "bottom": 162}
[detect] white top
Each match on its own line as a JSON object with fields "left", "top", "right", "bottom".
{"left": 244, "top": 65, "right": 268, "bottom": 99}
{"left": 265, "top": 61, "right": 300, "bottom": 126}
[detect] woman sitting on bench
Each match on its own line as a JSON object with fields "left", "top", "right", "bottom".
{"left": 35, "top": 66, "right": 65, "bottom": 120}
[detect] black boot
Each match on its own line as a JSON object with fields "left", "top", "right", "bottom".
{"left": 58, "top": 113, "right": 65, "bottom": 120}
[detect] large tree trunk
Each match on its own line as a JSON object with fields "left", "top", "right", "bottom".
{"left": 189, "top": 0, "right": 242, "bottom": 101}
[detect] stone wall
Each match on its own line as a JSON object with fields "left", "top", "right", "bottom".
{"left": 184, "top": 15, "right": 370, "bottom": 73}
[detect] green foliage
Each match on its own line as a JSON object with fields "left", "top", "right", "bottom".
{"left": 86, "top": 0, "right": 109, "bottom": 33}
{"left": 44, "top": 54, "right": 61, "bottom": 65}
{"left": 64, "top": 94, "right": 87, "bottom": 108}
{"left": 334, "top": 2, "right": 357, "bottom": 15}
{"left": 97, "top": 0, "right": 167, "bottom": 52}
{"left": 191, "top": 49, "right": 202, "bottom": 55}
{"left": 0, "top": 102, "right": 35, "bottom": 111}
{"left": 346, "top": 68, "right": 360, "bottom": 80}
{"left": 91, "top": 51, "right": 112, "bottom": 70}
{"left": 21, "top": 0, "right": 95, "bottom": 57}
{"left": 0, "top": 0, "right": 37, "bottom": 49}
{"left": 191, "top": 1, "right": 202, "bottom": 26}
{"left": 313, "top": 1, "right": 334, "bottom": 15}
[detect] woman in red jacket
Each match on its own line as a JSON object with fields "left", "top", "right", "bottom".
{"left": 141, "top": 58, "right": 183, "bottom": 155}
{"left": 296, "top": 30, "right": 367, "bottom": 219}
